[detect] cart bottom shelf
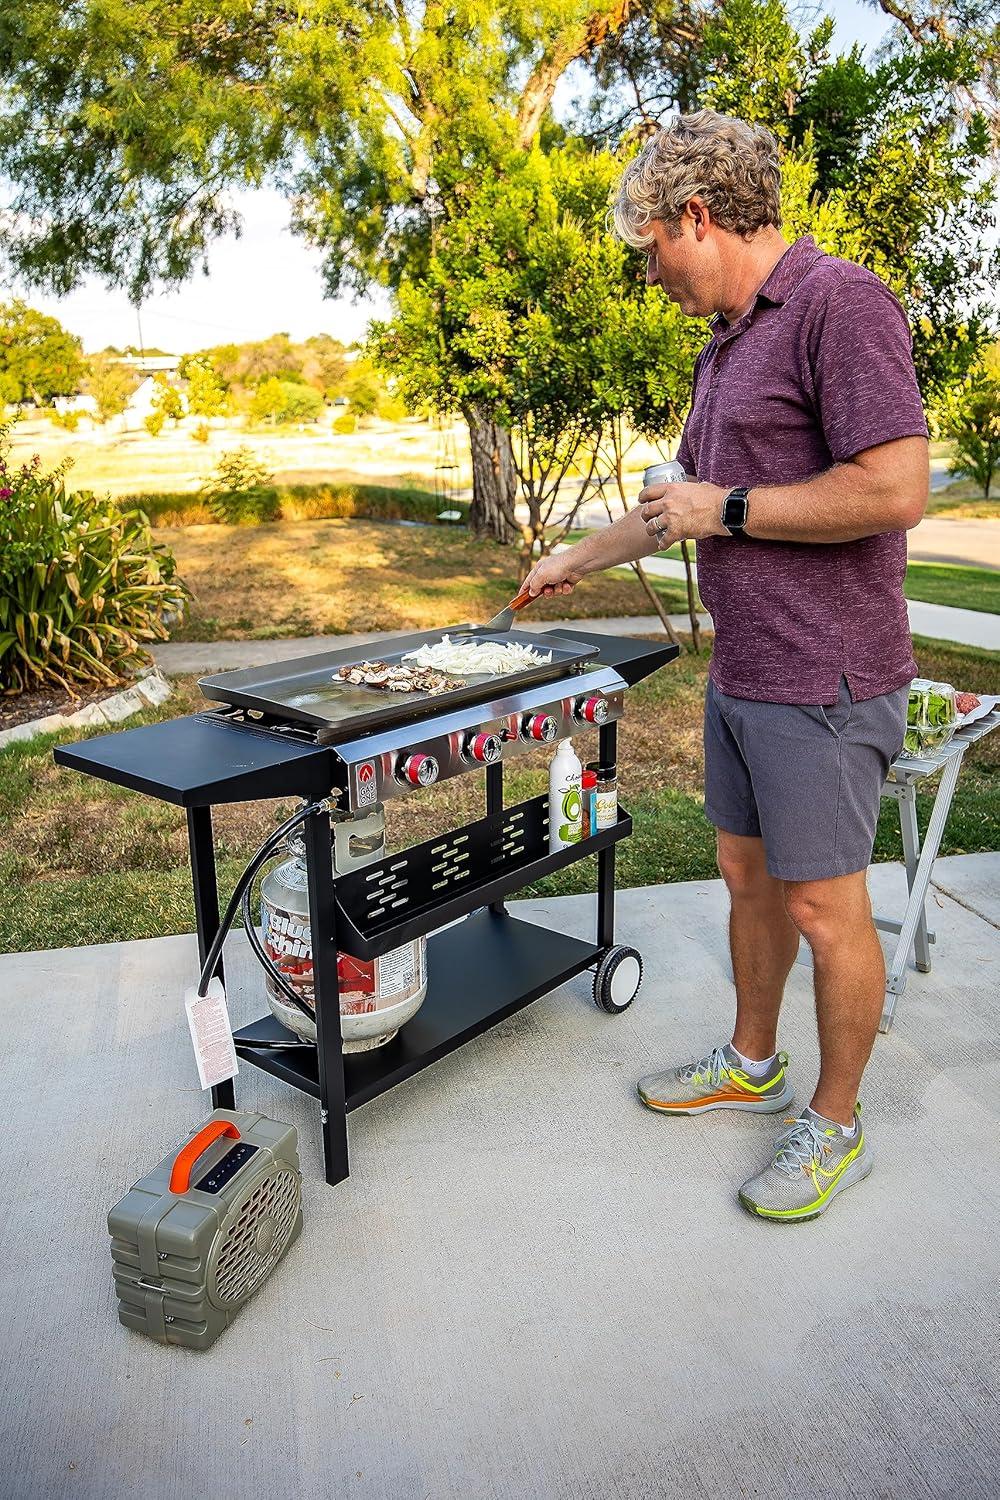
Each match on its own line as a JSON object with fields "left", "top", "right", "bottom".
{"left": 234, "top": 908, "right": 604, "bottom": 1111}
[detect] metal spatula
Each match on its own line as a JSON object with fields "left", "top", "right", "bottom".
{"left": 480, "top": 586, "right": 535, "bottom": 634}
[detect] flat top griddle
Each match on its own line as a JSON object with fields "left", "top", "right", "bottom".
{"left": 198, "top": 625, "right": 601, "bottom": 735}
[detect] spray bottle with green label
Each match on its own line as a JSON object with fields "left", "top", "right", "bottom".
{"left": 548, "top": 738, "right": 583, "bottom": 852}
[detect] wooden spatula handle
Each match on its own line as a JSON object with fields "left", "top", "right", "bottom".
{"left": 510, "top": 588, "right": 534, "bottom": 612}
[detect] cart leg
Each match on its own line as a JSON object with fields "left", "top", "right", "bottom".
{"left": 304, "top": 806, "right": 350, "bottom": 1186}
{"left": 881, "top": 753, "right": 964, "bottom": 1034}
{"left": 187, "top": 806, "right": 235, "bottom": 1112}
{"left": 597, "top": 721, "right": 618, "bottom": 949}
{"left": 486, "top": 760, "right": 507, "bottom": 916}
{"left": 897, "top": 784, "right": 932, "bottom": 973}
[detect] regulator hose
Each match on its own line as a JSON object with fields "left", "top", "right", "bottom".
{"left": 197, "top": 799, "right": 327, "bottom": 1002}
{"left": 241, "top": 874, "right": 315, "bottom": 1018}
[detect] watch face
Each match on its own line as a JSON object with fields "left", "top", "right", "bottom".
{"left": 724, "top": 490, "right": 748, "bottom": 529}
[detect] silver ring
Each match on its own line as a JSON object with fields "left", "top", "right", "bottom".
{"left": 654, "top": 520, "right": 666, "bottom": 537}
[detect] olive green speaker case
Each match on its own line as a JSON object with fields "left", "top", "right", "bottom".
{"left": 108, "top": 1109, "right": 303, "bottom": 1350}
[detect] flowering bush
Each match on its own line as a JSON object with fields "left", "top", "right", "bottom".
{"left": 0, "top": 423, "right": 187, "bottom": 695}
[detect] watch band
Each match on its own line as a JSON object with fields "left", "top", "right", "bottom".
{"left": 722, "top": 486, "right": 750, "bottom": 539}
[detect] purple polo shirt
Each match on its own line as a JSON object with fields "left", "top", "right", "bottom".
{"left": 676, "top": 235, "right": 928, "bottom": 705}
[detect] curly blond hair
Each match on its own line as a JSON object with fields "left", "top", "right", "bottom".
{"left": 611, "top": 110, "right": 782, "bottom": 247}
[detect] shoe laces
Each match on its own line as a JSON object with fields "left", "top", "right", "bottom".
{"left": 678, "top": 1046, "right": 731, "bottom": 1088}
{"left": 771, "top": 1115, "right": 834, "bottom": 1178}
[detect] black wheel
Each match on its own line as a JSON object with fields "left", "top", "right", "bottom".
{"left": 594, "top": 945, "right": 643, "bottom": 1013}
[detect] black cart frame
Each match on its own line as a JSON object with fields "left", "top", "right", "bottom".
{"left": 55, "top": 629, "right": 674, "bottom": 1187}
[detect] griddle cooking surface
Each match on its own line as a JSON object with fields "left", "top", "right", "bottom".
{"left": 198, "top": 626, "right": 599, "bottom": 735}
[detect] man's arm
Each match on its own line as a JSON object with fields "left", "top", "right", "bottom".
{"left": 740, "top": 435, "right": 929, "bottom": 542}
{"left": 636, "top": 434, "right": 929, "bottom": 549}
{"left": 520, "top": 503, "right": 660, "bottom": 598}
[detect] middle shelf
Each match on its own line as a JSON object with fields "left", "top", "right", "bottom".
{"left": 332, "top": 791, "right": 632, "bottom": 959}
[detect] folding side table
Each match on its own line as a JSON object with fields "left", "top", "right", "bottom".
{"left": 876, "top": 697, "right": 1000, "bottom": 1032}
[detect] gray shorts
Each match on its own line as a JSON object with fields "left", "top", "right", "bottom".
{"left": 704, "top": 675, "right": 908, "bottom": 882}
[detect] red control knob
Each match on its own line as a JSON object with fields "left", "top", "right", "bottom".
{"left": 465, "top": 731, "right": 502, "bottom": 764}
{"left": 522, "top": 713, "right": 558, "bottom": 742}
{"left": 397, "top": 752, "right": 439, "bottom": 786}
{"left": 575, "top": 694, "right": 609, "bottom": 725}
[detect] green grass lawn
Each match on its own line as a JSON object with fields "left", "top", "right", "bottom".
{"left": 903, "top": 562, "right": 1000, "bottom": 614}
{"left": 2, "top": 636, "right": 997, "bottom": 955}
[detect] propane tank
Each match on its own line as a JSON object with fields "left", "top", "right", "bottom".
{"left": 259, "top": 804, "right": 428, "bottom": 1051}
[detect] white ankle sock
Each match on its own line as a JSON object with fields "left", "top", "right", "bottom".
{"left": 731, "top": 1045, "right": 776, "bottom": 1077}
{"left": 807, "top": 1105, "right": 857, "bottom": 1138}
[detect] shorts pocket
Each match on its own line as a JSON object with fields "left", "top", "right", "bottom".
{"left": 818, "top": 699, "right": 854, "bottom": 737}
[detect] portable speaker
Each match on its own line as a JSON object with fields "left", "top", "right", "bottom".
{"left": 108, "top": 1109, "right": 303, "bottom": 1350}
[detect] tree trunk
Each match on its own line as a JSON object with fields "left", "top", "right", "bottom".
{"left": 464, "top": 405, "right": 519, "bottom": 545}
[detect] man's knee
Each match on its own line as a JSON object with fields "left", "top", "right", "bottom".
{"left": 783, "top": 874, "right": 870, "bottom": 947}
{"left": 716, "top": 831, "right": 770, "bottom": 899}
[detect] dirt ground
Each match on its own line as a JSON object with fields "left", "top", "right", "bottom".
{"left": 161, "top": 516, "right": 689, "bottom": 638}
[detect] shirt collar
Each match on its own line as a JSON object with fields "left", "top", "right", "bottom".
{"left": 710, "top": 235, "right": 824, "bottom": 341}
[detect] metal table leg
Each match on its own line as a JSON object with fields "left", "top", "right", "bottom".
{"left": 597, "top": 721, "right": 618, "bottom": 948}
{"left": 881, "top": 752, "right": 965, "bottom": 1033}
{"left": 486, "top": 759, "right": 507, "bottom": 916}
{"left": 304, "top": 807, "right": 350, "bottom": 1186}
{"left": 897, "top": 783, "right": 933, "bottom": 973}
{"left": 186, "top": 806, "right": 235, "bottom": 1112}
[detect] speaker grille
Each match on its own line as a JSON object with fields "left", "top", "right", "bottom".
{"left": 211, "top": 1168, "right": 300, "bottom": 1306}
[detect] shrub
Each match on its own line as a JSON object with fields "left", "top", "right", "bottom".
{"left": 0, "top": 424, "right": 187, "bottom": 695}
{"left": 122, "top": 480, "right": 466, "bottom": 528}
{"left": 204, "top": 446, "right": 274, "bottom": 494}
{"left": 208, "top": 488, "right": 280, "bottom": 525}
{"left": 47, "top": 408, "right": 80, "bottom": 432}
{"left": 332, "top": 413, "right": 356, "bottom": 434}
{"left": 192, "top": 420, "right": 211, "bottom": 444}
{"left": 144, "top": 409, "right": 165, "bottom": 437}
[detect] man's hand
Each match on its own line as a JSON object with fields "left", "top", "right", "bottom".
{"left": 521, "top": 551, "right": 585, "bottom": 598}
{"left": 638, "top": 479, "right": 727, "bottom": 549}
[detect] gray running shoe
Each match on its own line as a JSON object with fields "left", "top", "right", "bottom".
{"left": 739, "top": 1104, "right": 872, "bottom": 1222}
{"left": 637, "top": 1043, "right": 793, "bottom": 1115}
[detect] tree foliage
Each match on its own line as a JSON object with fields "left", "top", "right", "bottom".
{"left": 941, "top": 347, "right": 1000, "bottom": 498}
{"left": 581, "top": 0, "right": 998, "bottom": 398}
{"left": 0, "top": 301, "right": 86, "bottom": 406}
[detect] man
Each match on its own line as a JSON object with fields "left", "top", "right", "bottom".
{"left": 521, "top": 109, "right": 929, "bottom": 1223}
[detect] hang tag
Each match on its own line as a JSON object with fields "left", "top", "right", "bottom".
{"left": 184, "top": 978, "right": 239, "bottom": 1091}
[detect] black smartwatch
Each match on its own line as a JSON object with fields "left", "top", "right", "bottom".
{"left": 721, "top": 486, "right": 750, "bottom": 539}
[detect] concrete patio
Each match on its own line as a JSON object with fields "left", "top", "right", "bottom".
{"left": 1, "top": 854, "right": 998, "bottom": 1499}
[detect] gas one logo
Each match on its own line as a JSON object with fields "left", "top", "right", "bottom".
{"left": 356, "top": 759, "right": 377, "bottom": 807}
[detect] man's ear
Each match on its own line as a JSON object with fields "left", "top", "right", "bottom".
{"left": 688, "top": 197, "right": 711, "bottom": 240}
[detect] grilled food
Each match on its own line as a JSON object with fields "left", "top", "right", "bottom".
{"left": 335, "top": 660, "right": 462, "bottom": 694}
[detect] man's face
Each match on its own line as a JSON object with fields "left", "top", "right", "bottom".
{"left": 644, "top": 210, "right": 719, "bottom": 317}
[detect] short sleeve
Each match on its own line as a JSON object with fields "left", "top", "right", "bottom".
{"left": 675, "top": 344, "right": 708, "bottom": 476}
{"left": 807, "top": 280, "right": 928, "bottom": 462}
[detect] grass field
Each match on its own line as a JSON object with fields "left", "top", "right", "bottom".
{"left": 904, "top": 562, "right": 1000, "bottom": 614}
{"left": 2, "top": 636, "right": 996, "bottom": 955}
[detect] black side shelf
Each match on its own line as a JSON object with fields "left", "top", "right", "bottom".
{"left": 334, "top": 793, "right": 632, "bottom": 959}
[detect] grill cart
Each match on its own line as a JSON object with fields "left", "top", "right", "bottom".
{"left": 55, "top": 625, "right": 676, "bottom": 1186}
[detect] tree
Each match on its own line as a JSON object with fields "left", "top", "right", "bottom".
{"left": 249, "top": 377, "right": 324, "bottom": 425}
{"left": 183, "top": 356, "right": 229, "bottom": 418}
{"left": 0, "top": 300, "right": 85, "bottom": 405}
{"left": 85, "top": 357, "right": 139, "bottom": 423}
{"left": 0, "top": 0, "right": 638, "bottom": 539}
{"left": 151, "top": 373, "right": 185, "bottom": 426}
{"left": 371, "top": 147, "right": 699, "bottom": 577}
{"left": 581, "top": 1, "right": 998, "bottom": 401}
{"left": 941, "top": 349, "right": 1000, "bottom": 498}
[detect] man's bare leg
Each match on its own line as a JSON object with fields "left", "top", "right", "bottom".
{"left": 783, "top": 870, "right": 884, "bottom": 1126}
{"left": 716, "top": 829, "right": 800, "bottom": 1059}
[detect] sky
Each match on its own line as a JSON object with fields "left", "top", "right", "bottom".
{"left": 16, "top": 1, "right": 894, "bottom": 356}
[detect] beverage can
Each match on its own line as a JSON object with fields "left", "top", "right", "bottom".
{"left": 643, "top": 461, "right": 688, "bottom": 487}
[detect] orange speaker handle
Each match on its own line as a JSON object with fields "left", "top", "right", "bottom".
{"left": 169, "top": 1120, "right": 240, "bottom": 1194}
